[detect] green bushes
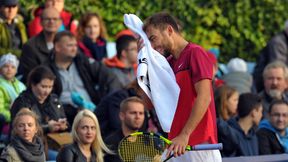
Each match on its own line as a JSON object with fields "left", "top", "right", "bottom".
{"left": 19, "top": 0, "right": 288, "bottom": 62}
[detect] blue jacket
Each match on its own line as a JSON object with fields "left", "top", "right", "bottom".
{"left": 257, "top": 119, "right": 288, "bottom": 153}
{"left": 217, "top": 117, "right": 259, "bottom": 157}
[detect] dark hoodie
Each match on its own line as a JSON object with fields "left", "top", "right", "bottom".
{"left": 217, "top": 117, "right": 259, "bottom": 157}
{"left": 257, "top": 119, "right": 288, "bottom": 154}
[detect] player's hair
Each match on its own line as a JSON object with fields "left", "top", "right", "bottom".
{"left": 143, "top": 12, "right": 180, "bottom": 34}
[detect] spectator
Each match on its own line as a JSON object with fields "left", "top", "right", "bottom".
{"left": 214, "top": 85, "right": 239, "bottom": 121}
{"left": 19, "top": 7, "right": 62, "bottom": 83}
{"left": 115, "top": 29, "right": 135, "bottom": 39}
{"left": 95, "top": 80, "right": 140, "bottom": 137}
{"left": 48, "top": 31, "right": 122, "bottom": 126}
{"left": 0, "top": 0, "right": 28, "bottom": 57}
{"left": 28, "top": 0, "right": 77, "bottom": 37}
{"left": 257, "top": 99, "right": 288, "bottom": 154}
{"left": 10, "top": 65, "right": 68, "bottom": 161}
{"left": 57, "top": 109, "right": 112, "bottom": 162}
{"left": 104, "top": 97, "right": 145, "bottom": 162}
{"left": 218, "top": 93, "right": 263, "bottom": 157}
{"left": 0, "top": 53, "right": 26, "bottom": 138}
{"left": 259, "top": 61, "right": 288, "bottom": 119}
{"left": 103, "top": 35, "right": 137, "bottom": 87}
{"left": 221, "top": 58, "right": 253, "bottom": 94}
{"left": 253, "top": 21, "right": 288, "bottom": 92}
{"left": 77, "top": 12, "right": 108, "bottom": 61}
{"left": 0, "top": 109, "right": 45, "bottom": 162}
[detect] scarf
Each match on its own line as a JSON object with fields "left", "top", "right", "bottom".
{"left": 10, "top": 135, "right": 45, "bottom": 162}
{"left": 82, "top": 36, "right": 107, "bottom": 61}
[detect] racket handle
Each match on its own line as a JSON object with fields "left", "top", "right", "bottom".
{"left": 191, "top": 143, "right": 223, "bottom": 150}
{"left": 163, "top": 143, "right": 223, "bottom": 162}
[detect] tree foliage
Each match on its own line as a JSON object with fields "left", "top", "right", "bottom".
{"left": 19, "top": 0, "right": 288, "bottom": 62}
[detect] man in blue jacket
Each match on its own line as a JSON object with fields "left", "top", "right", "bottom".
{"left": 257, "top": 99, "right": 288, "bottom": 154}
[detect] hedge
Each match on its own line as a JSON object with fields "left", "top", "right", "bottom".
{"left": 19, "top": 0, "right": 288, "bottom": 62}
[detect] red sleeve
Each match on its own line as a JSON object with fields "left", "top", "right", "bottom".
{"left": 190, "top": 46, "right": 213, "bottom": 84}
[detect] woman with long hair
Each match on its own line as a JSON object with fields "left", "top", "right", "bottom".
{"left": 0, "top": 109, "right": 45, "bottom": 162}
{"left": 57, "top": 109, "right": 112, "bottom": 162}
{"left": 214, "top": 85, "right": 239, "bottom": 121}
{"left": 10, "top": 65, "right": 68, "bottom": 160}
{"left": 77, "top": 12, "right": 108, "bottom": 61}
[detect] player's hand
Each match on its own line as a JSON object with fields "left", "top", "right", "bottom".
{"left": 167, "top": 133, "right": 189, "bottom": 157}
{"left": 136, "top": 34, "right": 144, "bottom": 52}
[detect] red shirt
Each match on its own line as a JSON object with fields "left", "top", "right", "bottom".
{"left": 167, "top": 43, "right": 218, "bottom": 145}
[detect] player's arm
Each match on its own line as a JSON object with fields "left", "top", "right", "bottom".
{"left": 168, "top": 79, "right": 211, "bottom": 157}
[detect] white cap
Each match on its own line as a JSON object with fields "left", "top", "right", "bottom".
{"left": 0, "top": 53, "right": 19, "bottom": 68}
{"left": 227, "top": 57, "right": 247, "bottom": 73}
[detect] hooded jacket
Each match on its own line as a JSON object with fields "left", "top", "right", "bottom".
{"left": 0, "top": 15, "right": 27, "bottom": 57}
{"left": 217, "top": 117, "right": 259, "bottom": 157}
{"left": 103, "top": 55, "right": 137, "bottom": 87}
{"left": 257, "top": 119, "right": 287, "bottom": 154}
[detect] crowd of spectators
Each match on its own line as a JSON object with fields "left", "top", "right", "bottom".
{"left": 0, "top": 0, "right": 288, "bottom": 161}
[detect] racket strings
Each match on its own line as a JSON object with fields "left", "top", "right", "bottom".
{"left": 119, "top": 134, "right": 166, "bottom": 162}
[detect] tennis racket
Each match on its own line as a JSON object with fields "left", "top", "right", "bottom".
{"left": 118, "top": 132, "right": 223, "bottom": 162}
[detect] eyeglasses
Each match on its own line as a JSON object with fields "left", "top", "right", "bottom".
{"left": 42, "top": 17, "right": 61, "bottom": 22}
{"left": 270, "top": 113, "right": 288, "bottom": 118}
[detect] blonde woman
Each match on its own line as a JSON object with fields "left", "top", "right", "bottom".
{"left": 0, "top": 108, "right": 45, "bottom": 162}
{"left": 57, "top": 110, "right": 112, "bottom": 162}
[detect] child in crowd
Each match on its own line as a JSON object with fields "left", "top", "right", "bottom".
{"left": 0, "top": 53, "right": 26, "bottom": 139}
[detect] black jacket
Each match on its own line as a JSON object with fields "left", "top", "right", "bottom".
{"left": 19, "top": 32, "right": 51, "bottom": 83}
{"left": 57, "top": 143, "right": 96, "bottom": 162}
{"left": 10, "top": 89, "right": 66, "bottom": 134}
{"left": 95, "top": 88, "right": 137, "bottom": 137}
{"left": 48, "top": 53, "right": 122, "bottom": 105}
{"left": 257, "top": 128, "right": 285, "bottom": 155}
{"left": 104, "top": 129, "right": 124, "bottom": 162}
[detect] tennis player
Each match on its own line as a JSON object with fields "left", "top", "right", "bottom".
{"left": 142, "top": 12, "right": 222, "bottom": 162}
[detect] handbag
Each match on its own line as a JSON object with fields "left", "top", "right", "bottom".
{"left": 47, "top": 132, "right": 73, "bottom": 151}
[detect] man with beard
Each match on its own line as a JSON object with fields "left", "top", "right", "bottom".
{"left": 257, "top": 100, "right": 288, "bottom": 154}
{"left": 259, "top": 61, "right": 288, "bottom": 119}
{"left": 104, "top": 97, "right": 145, "bottom": 162}
{"left": 142, "top": 12, "right": 220, "bottom": 161}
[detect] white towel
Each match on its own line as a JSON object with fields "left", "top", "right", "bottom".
{"left": 124, "top": 14, "right": 180, "bottom": 132}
